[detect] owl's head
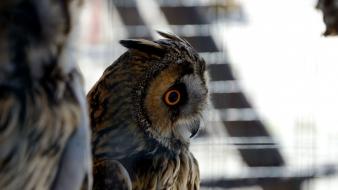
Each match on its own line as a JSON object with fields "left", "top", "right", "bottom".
{"left": 90, "top": 32, "right": 208, "bottom": 154}
{"left": 119, "top": 32, "right": 208, "bottom": 152}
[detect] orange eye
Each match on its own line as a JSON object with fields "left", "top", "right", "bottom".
{"left": 164, "top": 89, "right": 181, "bottom": 106}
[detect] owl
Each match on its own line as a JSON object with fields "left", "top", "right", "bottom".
{"left": 88, "top": 31, "right": 208, "bottom": 190}
{"left": 0, "top": 0, "right": 92, "bottom": 189}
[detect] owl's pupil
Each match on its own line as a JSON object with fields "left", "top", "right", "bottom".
{"left": 168, "top": 91, "right": 178, "bottom": 103}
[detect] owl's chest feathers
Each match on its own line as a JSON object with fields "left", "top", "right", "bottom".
{"left": 126, "top": 148, "right": 200, "bottom": 190}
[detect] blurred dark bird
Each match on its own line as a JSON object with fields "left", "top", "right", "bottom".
{"left": 0, "top": 0, "right": 92, "bottom": 189}
{"left": 316, "top": 0, "right": 338, "bottom": 36}
{"left": 88, "top": 31, "right": 208, "bottom": 190}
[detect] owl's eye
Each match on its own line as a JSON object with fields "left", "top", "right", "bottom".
{"left": 163, "top": 89, "right": 181, "bottom": 106}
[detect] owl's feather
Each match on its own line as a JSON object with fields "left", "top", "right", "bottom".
{"left": 88, "top": 31, "right": 208, "bottom": 190}
{"left": 0, "top": 0, "right": 92, "bottom": 189}
{"left": 93, "top": 159, "right": 132, "bottom": 190}
{"left": 120, "top": 39, "right": 165, "bottom": 56}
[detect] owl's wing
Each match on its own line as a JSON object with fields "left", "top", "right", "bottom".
{"left": 93, "top": 159, "right": 132, "bottom": 190}
{"left": 90, "top": 125, "right": 141, "bottom": 190}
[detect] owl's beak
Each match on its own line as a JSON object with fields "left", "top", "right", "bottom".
{"left": 189, "top": 120, "right": 200, "bottom": 138}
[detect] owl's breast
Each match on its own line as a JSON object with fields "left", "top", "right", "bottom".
{"left": 127, "top": 149, "right": 200, "bottom": 190}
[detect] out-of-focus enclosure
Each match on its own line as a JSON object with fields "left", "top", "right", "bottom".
{"left": 76, "top": 0, "right": 338, "bottom": 189}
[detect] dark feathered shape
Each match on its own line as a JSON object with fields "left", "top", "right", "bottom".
{"left": 119, "top": 39, "right": 166, "bottom": 56}
{"left": 0, "top": 0, "right": 92, "bottom": 189}
{"left": 317, "top": 0, "right": 338, "bottom": 36}
{"left": 88, "top": 31, "right": 208, "bottom": 190}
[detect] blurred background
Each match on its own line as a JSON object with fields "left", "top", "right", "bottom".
{"left": 75, "top": 0, "right": 338, "bottom": 189}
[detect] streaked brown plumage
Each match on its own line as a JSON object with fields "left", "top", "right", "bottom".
{"left": 88, "top": 32, "right": 208, "bottom": 190}
{"left": 0, "top": 0, "right": 92, "bottom": 189}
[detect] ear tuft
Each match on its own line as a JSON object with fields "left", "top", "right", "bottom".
{"left": 156, "top": 31, "right": 192, "bottom": 47}
{"left": 119, "top": 39, "right": 166, "bottom": 56}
